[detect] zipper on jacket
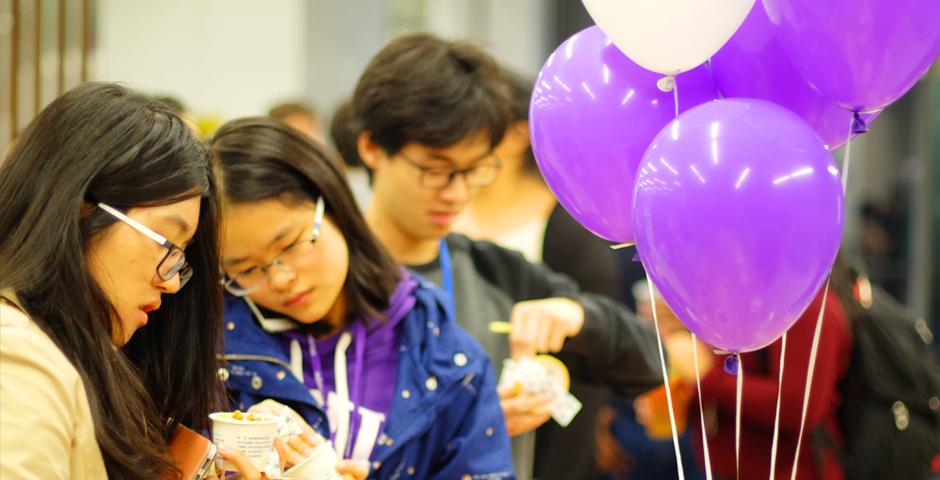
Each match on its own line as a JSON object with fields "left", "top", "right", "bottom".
{"left": 221, "top": 353, "right": 294, "bottom": 371}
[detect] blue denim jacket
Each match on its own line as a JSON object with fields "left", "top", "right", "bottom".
{"left": 219, "top": 276, "right": 515, "bottom": 479}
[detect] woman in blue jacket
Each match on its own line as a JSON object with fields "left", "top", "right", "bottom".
{"left": 209, "top": 118, "right": 513, "bottom": 479}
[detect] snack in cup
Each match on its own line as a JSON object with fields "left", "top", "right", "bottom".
{"left": 209, "top": 411, "right": 279, "bottom": 472}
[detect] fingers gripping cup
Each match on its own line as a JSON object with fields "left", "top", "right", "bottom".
{"left": 209, "top": 411, "right": 279, "bottom": 471}
{"left": 283, "top": 442, "right": 343, "bottom": 480}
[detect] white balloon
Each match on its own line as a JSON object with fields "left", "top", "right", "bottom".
{"left": 582, "top": 0, "right": 755, "bottom": 76}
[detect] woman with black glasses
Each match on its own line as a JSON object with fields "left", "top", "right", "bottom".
{"left": 0, "top": 83, "right": 264, "bottom": 479}
{"left": 210, "top": 118, "right": 514, "bottom": 480}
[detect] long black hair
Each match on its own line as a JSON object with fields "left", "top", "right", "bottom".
{"left": 0, "top": 82, "right": 223, "bottom": 479}
{"left": 210, "top": 117, "right": 400, "bottom": 327}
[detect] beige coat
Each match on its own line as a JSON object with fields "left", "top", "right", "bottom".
{"left": 0, "top": 295, "right": 108, "bottom": 479}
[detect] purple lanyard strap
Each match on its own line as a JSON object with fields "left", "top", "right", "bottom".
{"left": 306, "top": 321, "right": 367, "bottom": 459}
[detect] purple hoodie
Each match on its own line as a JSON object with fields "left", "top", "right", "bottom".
{"left": 276, "top": 272, "right": 417, "bottom": 461}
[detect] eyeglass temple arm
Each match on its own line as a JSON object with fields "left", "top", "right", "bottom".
{"left": 96, "top": 202, "right": 171, "bottom": 247}
{"left": 313, "top": 196, "right": 325, "bottom": 238}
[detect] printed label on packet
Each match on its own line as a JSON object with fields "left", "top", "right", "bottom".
{"left": 499, "top": 356, "right": 582, "bottom": 427}
{"left": 549, "top": 388, "right": 582, "bottom": 428}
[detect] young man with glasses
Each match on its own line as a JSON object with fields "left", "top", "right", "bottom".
{"left": 354, "top": 32, "right": 663, "bottom": 479}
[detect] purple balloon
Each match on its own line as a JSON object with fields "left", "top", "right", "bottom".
{"left": 530, "top": 26, "right": 717, "bottom": 243}
{"left": 711, "top": 3, "right": 878, "bottom": 150}
{"left": 633, "top": 99, "right": 844, "bottom": 353}
{"left": 761, "top": 0, "right": 940, "bottom": 112}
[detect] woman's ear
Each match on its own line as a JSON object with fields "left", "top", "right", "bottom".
{"left": 357, "top": 131, "right": 386, "bottom": 171}
{"left": 497, "top": 120, "right": 531, "bottom": 157}
{"left": 80, "top": 200, "right": 96, "bottom": 219}
{"left": 512, "top": 120, "right": 530, "bottom": 145}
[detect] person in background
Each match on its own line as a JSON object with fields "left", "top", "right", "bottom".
{"left": 454, "top": 70, "right": 624, "bottom": 479}
{"left": 0, "top": 83, "right": 259, "bottom": 479}
{"left": 598, "top": 281, "right": 708, "bottom": 480}
{"left": 329, "top": 99, "right": 372, "bottom": 210}
{"left": 269, "top": 100, "right": 326, "bottom": 144}
{"left": 209, "top": 118, "right": 513, "bottom": 479}
{"left": 693, "top": 284, "right": 850, "bottom": 479}
{"left": 153, "top": 94, "right": 202, "bottom": 136}
{"left": 354, "top": 31, "right": 662, "bottom": 479}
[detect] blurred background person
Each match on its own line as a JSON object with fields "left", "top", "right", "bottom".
{"left": 269, "top": 100, "right": 326, "bottom": 143}
{"left": 693, "top": 279, "right": 851, "bottom": 480}
{"left": 154, "top": 94, "right": 202, "bottom": 137}
{"left": 597, "top": 281, "right": 709, "bottom": 480}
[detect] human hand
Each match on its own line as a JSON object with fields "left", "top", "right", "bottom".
{"left": 633, "top": 396, "right": 653, "bottom": 429}
{"left": 247, "top": 399, "right": 317, "bottom": 436}
{"left": 664, "top": 331, "right": 714, "bottom": 382}
{"left": 281, "top": 432, "right": 327, "bottom": 468}
{"left": 213, "top": 437, "right": 289, "bottom": 480}
{"left": 247, "top": 399, "right": 324, "bottom": 468}
{"left": 336, "top": 459, "right": 370, "bottom": 480}
{"left": 509, "top": 298, "right": 584, "bottom": 358}
{"left": 498, "top": 383, "right": 552, "bottom": 436}
{"left": 595, "top": 406, "right": 630, "bottom": 475}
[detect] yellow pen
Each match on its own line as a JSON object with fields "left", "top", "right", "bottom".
{"left": 488, "top": 321, "right": 512, "bottom": 334}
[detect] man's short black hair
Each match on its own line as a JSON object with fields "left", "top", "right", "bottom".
{"left": 329, "top": 99, "right": 364, "bottom": 168}
{"left": 353, "top": 32, "right": 512, "bottom": 155}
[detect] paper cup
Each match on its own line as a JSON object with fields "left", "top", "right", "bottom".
{"left": 283, "top": 442, "right": 343, "bottom": 480}
{"left": 209, "top": 411, "right": 279, "bottom": 471}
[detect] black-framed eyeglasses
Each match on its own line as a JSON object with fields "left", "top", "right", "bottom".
{"left": 222, "top": 196, "right": 326, "bottom": 297}
{"left": 398, "top": 152, "right": 502, "bottom": 189}
{"left": 97, "top": 203, "right": 193, "bottom": 288}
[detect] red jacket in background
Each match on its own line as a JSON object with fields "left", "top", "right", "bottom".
{"left": 693, "top": 290, "right": 852, "bottom": 480}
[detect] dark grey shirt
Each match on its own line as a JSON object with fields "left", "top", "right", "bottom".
{"left": 411, "top": 233, "right": 662, "bottom": 479}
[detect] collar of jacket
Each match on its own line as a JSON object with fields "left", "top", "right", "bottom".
{"left": 221, "top": 276, "right": 487, "bottom": 463}
{"left": 221, "top": 297, "right": 317, "bottom": 407}
{"left": 0, "top": 290, "right": 25, "bottom": 311}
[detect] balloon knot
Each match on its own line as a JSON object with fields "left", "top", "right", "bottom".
{"left": 851, "top": 112, "right": 869, "bottom": 135}
{"left": 723, "top": 353, "right": 740, "bottom": 375}
{"left": 657, "top": 75, "right": 676, "bottom": 93}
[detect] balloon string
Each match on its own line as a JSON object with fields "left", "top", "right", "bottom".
{"left": 673, "top": 78, "right": 680, "bottom": 118}
{"left": 735, "top": 356, "right": 744, "bottom": 480}
{"left": 692, "top": 333, "right": 714, "bottom": 480}
{"left": 645, "top": 274, "right": 685, "bottom": 480}
{"left": 788, "top": 282, "right": 830, "bottom": 480}
{"left": 789, "top": 114, "right": 852, "bottom": 480}
{"left": 768, "top": 332, "right": 788, "bottom": 480}
{"left": 841, "top": 115, "right": 854, "bottom": 192}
